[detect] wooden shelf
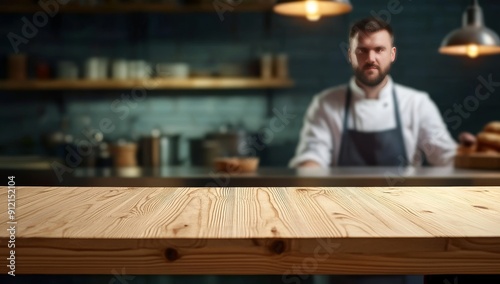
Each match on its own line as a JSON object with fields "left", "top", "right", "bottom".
{"left": 0, "top": 3, "right": 275, "bottom": 13}
{"left": 0, "top": 78, "right": 293, "bottom": 91}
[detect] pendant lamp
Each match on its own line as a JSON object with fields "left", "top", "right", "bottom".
{"left": 273, "top": 0, "right": 352, "bottom": 22}
{"left": 439, "top": 0, "right": 500, "bottom": 58}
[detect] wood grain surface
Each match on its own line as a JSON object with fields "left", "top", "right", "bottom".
{"left": 1, "top": 186, "right": 500, "bottom": 275}
{"left": 455, "top": 153, "right": 500, "bottom": 169}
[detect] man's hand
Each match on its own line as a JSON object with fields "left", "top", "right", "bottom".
{"left": 457, "top": 132, "right": 477, "bottom": 155}
{"left": 458, "top": 132, "right": 476, "bottom": 147}
{"left": 298, "top": 160, "right": 322, "bottom": 168}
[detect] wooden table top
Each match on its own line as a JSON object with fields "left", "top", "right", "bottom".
{"left": 1, "top": 186, "right": 500, "bottom": 275}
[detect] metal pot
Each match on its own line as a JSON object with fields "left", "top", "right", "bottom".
{"left": 139, "top": 130, "right": 161, "bottom": 167}
{"left": 139, "top": 130, "right": 183, "bottom": 167}
{"left": 159, "top": 134, "right": 183, "bottom": 166}
{"left": 206, "top": 126, "right": 248, "bottom": 157}
{"left": 189, "top": 138, "right": 219, "bottom": 167}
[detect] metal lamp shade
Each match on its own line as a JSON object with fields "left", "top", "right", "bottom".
{"left": 439, "top": 27, "right": 500, "bottom": 56}
{"left": 439, "top": 0, "right": 500, "bottom": 57}
{"left": 273, "top": 0, "right": 352, "bottom": 17}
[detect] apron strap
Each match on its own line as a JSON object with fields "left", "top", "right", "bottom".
{"left": 342, "top": 87, "right": 352, "bottom": 133}
{"left": 337, "top": 87, "right": 352, "bottom": 159}
{"left": 392, "top": 86, "right": 408, "bottom": 165}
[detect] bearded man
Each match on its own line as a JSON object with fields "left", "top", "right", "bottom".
{"left": 290, "top": 17, "right": 466, "bottom": 168}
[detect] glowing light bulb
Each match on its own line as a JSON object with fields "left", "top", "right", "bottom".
{"left": 305, "top": 0, "right": 321, "bottom": 21}
{"left": 305, "top": 0, "right": 318, "bottom": 14}
{"left": 306, "top": 14, "right": 321, "bottom": 21}
{"left": 466, "top": 44, "right": 479, "bottom": 58}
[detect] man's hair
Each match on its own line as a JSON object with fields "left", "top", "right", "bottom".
{"left": 349, "top": 17, "right": 394, "bottom": 45}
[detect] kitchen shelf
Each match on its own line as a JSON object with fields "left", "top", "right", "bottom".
{"left": 0, "top": 2, "right": 275, "bottom": 13}
{"left": 0, "top": 78, "right": 294, "bottom": 90}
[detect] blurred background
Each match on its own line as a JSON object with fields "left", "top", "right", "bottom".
{"left": 0, "top": 0, "right": 499, "bottom": 168}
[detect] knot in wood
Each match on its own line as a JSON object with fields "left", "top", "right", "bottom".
{"left": 270, "top": 240, "right": 285, "bottom": 255}
{"left": 165, "top": 248, "right": 179, "bottom": 261}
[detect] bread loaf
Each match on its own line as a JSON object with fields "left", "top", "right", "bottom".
{"left": 477, "top": 132, "right": 500, "bottom": 151}
{"left": 456, "top": 121, "right": 500, "bottom": 156}
{"left": 483, "top": 121, "right": 500, "bottom": 134}
{"left": 477, "top": 144, "right": 500, "bottom": 155}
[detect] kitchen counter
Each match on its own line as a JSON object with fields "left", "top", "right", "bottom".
{"left": 2, "top": 166, "right": 500, "bottom": 187}
{"left": 1, "top": 186, "right": 499, "bottom": 275}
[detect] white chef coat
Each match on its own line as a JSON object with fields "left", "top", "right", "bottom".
{"left": 289, "top": 76, "right": 458, "bottom": 168}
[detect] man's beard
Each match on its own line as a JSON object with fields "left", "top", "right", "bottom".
{"left": 353, "top": 63, "right": 391, "bottom": 87}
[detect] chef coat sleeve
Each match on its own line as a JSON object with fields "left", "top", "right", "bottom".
{"left": 417, "top": 94, "right": 458, "bottom": 166}
{"left": 289, "top": 94, "right": 333, "bottom": 168}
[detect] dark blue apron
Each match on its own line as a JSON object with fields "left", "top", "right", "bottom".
{"left": 337, "top": 86, "right": 408, "bottom": 166}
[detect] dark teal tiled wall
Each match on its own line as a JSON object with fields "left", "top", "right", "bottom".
{"left": 1, "top": 0, "right": 500, "bottom": 165}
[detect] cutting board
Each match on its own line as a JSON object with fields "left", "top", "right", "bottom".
{"left": 454, "top": 153, "right": 500, "bottom": 170}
